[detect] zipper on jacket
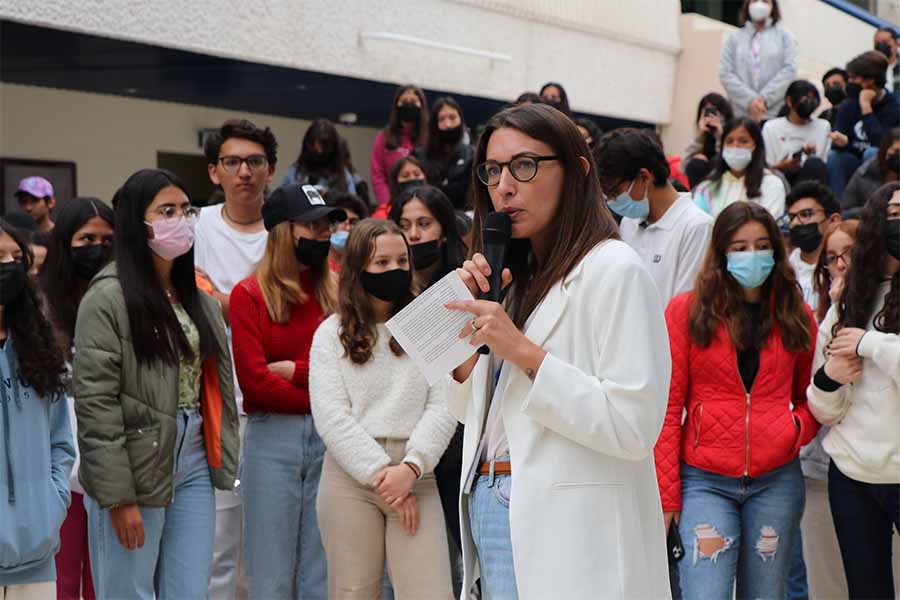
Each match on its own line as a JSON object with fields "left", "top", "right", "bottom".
{"left": 744, "top": 392, "right": 751, "bottom": 477}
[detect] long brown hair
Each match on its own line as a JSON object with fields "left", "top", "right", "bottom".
{"left": 254, "top": 221, "right": 336, "bottom": 323}
{"left": 384, "top": 85, "right": 429, "bottom": 150}
{"left": 688, "top": 202, "right": 811, "bottom": 352}
{"left": 337, "top": 219, "right": 414, "bottom": 364}
{"left": 835, "top": 182, "right": 900, "bottom": 335}
{"left": 739, "top": 0, "right": 781, "bottom": 24}
{"left": 813, "top": 220, "right": 858, "bottom": 323}
{"left": 469, "top": 103, "right": 619, "bottom": 328}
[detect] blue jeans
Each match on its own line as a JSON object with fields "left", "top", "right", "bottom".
{"left": 784, "top": 525, "right": 808, "bottom": 600}
{"left": 86, "top": 407, "right": 215, "bottom": 600}
{"left": 677, "top": 460, "right": 805, "bottom": 600}
{"left": 242, "top": 412, "right": 327, "bottom": 600}
{"left": 828, "top": 147, "right": 879, "bottom": 202}
{"left": 468, "top": 472, "right": 517, "bottom": 600}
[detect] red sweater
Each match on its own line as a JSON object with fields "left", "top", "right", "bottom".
{"left": 654, "top": 292, "right": 820, "bottom": 512}
{"left": 230, "top": 271, "right": 325, "bottom": 414}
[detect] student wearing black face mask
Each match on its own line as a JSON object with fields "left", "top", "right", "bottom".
{"left": 309, "top": 219, "right": 456, "bottom": 599}
{"left": 763, "top": 80, "right": 832, "bottom": 186}
{"left": 539, "top": 82, "right": 571, "bottom": 115}
{"left": 283, "top": 119, "right": 360, "bottom": 196}
{"left": 807, "top": 182, "right": 900, "bottom": 600}
{"left": 0, "top": 220, "right": 74, "bottom": 599}
{"left": 389, "top": 185, "right": 467, "bottom": 294}
{"left": 844, "top": 127, "right": 900, "bottom": 215}
{"left": 38, "top": 197, "right": 114, "bottom": 600}
{"left": 388, "top": 186, "right": 468, "bottom": 594}
{"left": 372, "top": 155, "right": 428, "bottom": 219}
{"left": 820, "top": 68, "right": 848, "bottom": 126}
{"left": 874, "top": 27, "right": 900, "bottom": 95}
{"left": 785, "top": 182, "right": 842, "bottom": 310}
{"left": 414, "top": 97, "right": 474, "bottom": 211}
{"left": 371, "top": 86, "right": 429, "bottom": 209}
{"left": 230, "top": 183, "right": 345, "bottom": 599}
{"left": 828, "top": 51, "right": 900, "bottom": 200}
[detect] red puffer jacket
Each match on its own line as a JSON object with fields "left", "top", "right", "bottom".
{"left": 655, "top": 292, "right": 820, "bottom": 512}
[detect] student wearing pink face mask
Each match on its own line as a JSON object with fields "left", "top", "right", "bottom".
{"left": 73, "top": 169, "right": 239, "bottom": 600}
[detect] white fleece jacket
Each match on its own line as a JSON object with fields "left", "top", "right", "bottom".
{"left": 807, "top": 281, "right": 900, "bottom": 484}
{"left": 309, "top": 314, "right": 456, "bottom": 485}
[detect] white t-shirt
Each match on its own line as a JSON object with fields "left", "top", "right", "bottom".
{"left": 762, "top": 116, "right": 832, "bottom": 166}
{"left": 194, "top": 204, "right": 268, "bottom": 295}
{"left": 194, "top": 204, "right": 268, "bottom": 414}
{"left": 619, "top": 193, "right": 713, "bottom": 305}
{"left": 789, "top": 247, "right": 818, "bottom": 311}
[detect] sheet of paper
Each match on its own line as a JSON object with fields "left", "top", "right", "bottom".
{"left": 386, "top": 271, "right": 477, "bottom": 385}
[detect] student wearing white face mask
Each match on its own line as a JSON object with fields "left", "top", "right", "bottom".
{"left": 694, "top": 117, "right": 786, "bottom": 220}
{"left": 719, "top": 0, "right": 798, "bottom": 122}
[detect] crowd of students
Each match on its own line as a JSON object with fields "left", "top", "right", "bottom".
{"left": 1, "top": 0, "right": 899, "bottom": 598}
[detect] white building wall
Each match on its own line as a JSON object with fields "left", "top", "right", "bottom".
{"left": 0, "top": 0, "right": 681, "bottom": 125}
{"left": 663, "top": 1, "right": 882, "bottom": 156}
{"left": 0, "top": 82, "right": 379, "bottom": 203}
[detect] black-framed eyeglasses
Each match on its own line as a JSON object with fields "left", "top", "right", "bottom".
{"left": 476, "top": 155, "right": 559, "bottom": 186}
{"left": 787, "top": 207, "right": 824, "bottom": 224}
{"left": 826, "top": 249, "right": 852, "bottom": 266}
{"left": 218, "top": 154, "right": 268, "bottom": 174}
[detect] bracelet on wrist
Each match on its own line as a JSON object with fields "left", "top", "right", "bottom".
{"left": 404, "top": 462, "right": 421, "bottom": 478}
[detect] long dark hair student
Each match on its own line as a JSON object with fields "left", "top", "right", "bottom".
{"left": 705, "top": 117, "right": 768, "bottom": 199}
{"left": 290, "top": 118, "right": 350, "bottom": 192}
{"left": 112, "top": 169, "right": 215, "bottom": 364}
{"left": 835, "top": 182, "right": 900, "bottom": 335}
{"left": 539, "top": 82, "right": 571, "bottom": 115}
{"left": 0, "top": 220, "right": 66, "bottom": 397}
{"left": 389, "top": 185, "right": 468, "bottom": 287}
{"left": 384, "top": 85, "right": 429, "bottom": 150}
{"left": 469, "top": 104, "right": 619, "bottom": 328}
{"left": 40, "top": 197, "right": 114, "bottom": 352}
{"left": 689, "top": 201, "right": 811, "bottom": 352}
{"left": 337, "top": 219, "right": 414, "bottom": 364}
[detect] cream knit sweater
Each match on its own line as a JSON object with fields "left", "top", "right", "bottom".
{"left": 309, "top": 314, "right": 456, "bottom": 485}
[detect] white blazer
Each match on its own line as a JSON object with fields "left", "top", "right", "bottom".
{"left": 449, "top": 240, "right": 672, "bottom": 600}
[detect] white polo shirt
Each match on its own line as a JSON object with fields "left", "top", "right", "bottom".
{"left": 619, "top": 193, "right": 713, "bottom": 305}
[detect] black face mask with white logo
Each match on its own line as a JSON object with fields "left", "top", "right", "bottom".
{"left": 361, "top": 269, "right": 412, "bottom": 302}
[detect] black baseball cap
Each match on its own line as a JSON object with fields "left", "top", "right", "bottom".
{"left": 263, "top": 183, "right": 347, "bottom": 231}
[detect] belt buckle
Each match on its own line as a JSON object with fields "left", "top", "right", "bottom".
{"left": 487, "top": 460, "right": 496, "bottom": 487}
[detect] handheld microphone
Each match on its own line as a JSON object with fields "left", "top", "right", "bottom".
{"left": 477, "top": 212, "right": 512, "bottom": 355}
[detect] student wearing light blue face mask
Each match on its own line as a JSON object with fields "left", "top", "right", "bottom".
{"left": 693, "top": 117, "right": 786, "bottom": 221}
{"left": 326, "top": 192, "right": 369, "bottom": 273}
{"left": 655, "top": 201, "right": 819, "bottom": 600}
{"left": 595, "top": 128, "right": 713, "bottom": 304}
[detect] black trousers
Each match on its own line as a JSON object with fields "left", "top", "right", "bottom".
{"left": 828, "top": 460, "right": 900, "bottom": 599}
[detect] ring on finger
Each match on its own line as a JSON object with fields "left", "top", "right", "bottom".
{"left": 470, "top": 319, "right": 480, "bottom": 335}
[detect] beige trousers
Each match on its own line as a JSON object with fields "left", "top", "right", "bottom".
{"left": 801, "top": 477, "right": 900, "bottom": 600}
{"left": 1, "top": 582, "right": 55, "bottom": 600}
{"left": 317, "top": 440, "right": 453, "bottom": 600}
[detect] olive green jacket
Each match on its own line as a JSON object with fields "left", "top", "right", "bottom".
{"left": 73, "top": 263, "right": 239, "bottom": 508}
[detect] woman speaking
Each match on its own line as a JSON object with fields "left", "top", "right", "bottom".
{"left": 446, "top": 103, "right": 672, "bottom": 599}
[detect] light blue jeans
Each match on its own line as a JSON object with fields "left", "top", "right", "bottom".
{"left": 677, "top": 459, "right": 805, "bottom": 600}
{"left": 468, "top": 471, "right": 518, "bottom": 600}
{"left": 242, "top": 412, "right": 327, "bottom": 600}
{"left": 86, "top": 407, "right": 215, "bottom": 600}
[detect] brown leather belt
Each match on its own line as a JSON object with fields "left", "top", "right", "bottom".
{"left": 477, "top": 460, "right": 511, "bottom": 476}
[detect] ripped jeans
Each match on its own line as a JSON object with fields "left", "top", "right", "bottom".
{"left": 676, "top": 459, "right": 804, "bottom": 600}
